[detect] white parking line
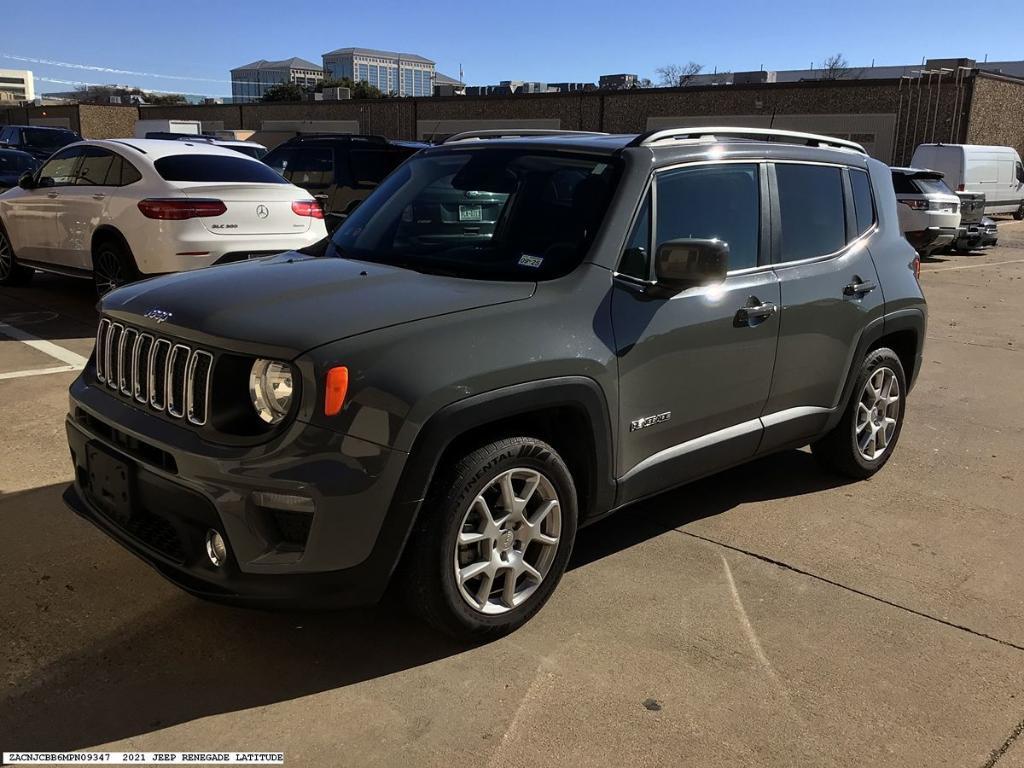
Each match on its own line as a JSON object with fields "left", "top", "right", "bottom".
{"left": 0, "top": 321, "right": 90, "bottom": 369}
{"left": 922, "top": 257, "right": 1024, "bottom": 273}
{"left": 0, "top": 365, "right": 81, "bottom": 381}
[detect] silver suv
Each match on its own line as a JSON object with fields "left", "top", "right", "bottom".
{"left": 64, "top": 127, "right": 927, "bottom": 638}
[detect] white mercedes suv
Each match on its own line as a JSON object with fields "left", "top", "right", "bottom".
{"left": 0, "top": 139, "right": 327, "bottom": 294}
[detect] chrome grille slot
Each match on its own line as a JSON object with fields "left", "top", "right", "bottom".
{"left": 149, "top": 339, "right": 171, "bottom": 410}
{"left": 95, "top": 319, "right": 110, "bottom": 382}
{"left": 186, "top": 351, "right": 213, "bottom": 426}
{"left": 119, "top": 328, "right": 138, "bottom": 395}
{"left": 166, "top": 344, "right": 190, "bottom": 418}
{"left": 105, "top": 323, "right": 123, "bottom": 390}
{"left": 94, "top": 318, "right": 216, "bottom": 428}
{"left": 134, "top": 334, "right": 153, "bottom": 403}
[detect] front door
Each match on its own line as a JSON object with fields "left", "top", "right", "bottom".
{"left": 760, "top": 162, "right": 886, "bottom": 452}
{"left": 56, "top": 146, "right": 117, "bottom": 269}
{"left": 612, "top": 161, "right": 780, "bottom": 502}
{"left": 5, "top": 146, "right": 85, "bottom": 265}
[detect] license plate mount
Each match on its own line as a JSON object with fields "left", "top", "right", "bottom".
{"left": 459, "top": 204, "right": 482, "bottom": 222}
{"left": 86, "top": 443, "right": 135, "bottom": 524}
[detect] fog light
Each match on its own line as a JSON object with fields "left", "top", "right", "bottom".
{"left": 206, "top": 529, "right": 228, "bottom": 567}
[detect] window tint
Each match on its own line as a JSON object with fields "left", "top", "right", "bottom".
{"left": 776, "top": 164, "right": 846, "bottom": 261}
{"left": 75, "top": 147, "right": 115, "bottom": 186}
{"left": 37, "top": 147, "right": 84, "bottom": 187}
{"left": 350, "top": 149, "right": 401, "bottom": 184}
{"left": 655, "top": 163, "right": 760, "bottom": 271}
{"left": 891, "top": 172, "right": 917, "bottom": 195}
{"left": 913, "top": 177, "right": 954, "bottom": 196}
{"left": 267, "top": 147, "right": 333, "bottom": 187}
{"left": 0, "top": 150, "right": 36, "bottom": 173}
{"left": 618, "top": 193, "right": 651, "bottom": 279}
{"left": 120, "top": 159, "right": 142, "bottom": 185}
{"left": 154, "top": 154, "right": 288, "bottom": 183}
{"left": 849, "top": 169, "right": 875, "bottom": 235}
{"left": 22, "top": 128, "right": 78, "bottom": 151}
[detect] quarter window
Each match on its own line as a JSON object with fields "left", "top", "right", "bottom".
{"left": 776, "top": 164, "right": 846, "bottom": 262}
{"left": 655, "top": 163, "right": 760, "bottom": 271}
{"left": 618, "top": 192, "right": 652, "bottom": 280}
{"left": 849, "top": 169, "right": 876, "bottom": 235}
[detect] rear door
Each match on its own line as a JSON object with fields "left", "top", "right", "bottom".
{"left": 760, "top": 161, "right": 885, "bottom": 452}
{"left": 154, "top": 152, "right": 311, "bottom": 236}
{"left": 55, "top": 146, "right": 118, "bottom": 268}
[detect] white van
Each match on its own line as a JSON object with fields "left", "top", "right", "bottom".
{"left": 911, "top": 144, "right": 1024, "bottom": 219}
{"left": 133, "top": 119, "right": 202, "bottom": 139}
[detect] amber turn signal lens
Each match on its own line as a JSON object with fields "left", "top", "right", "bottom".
{"left": 325, "top": 366, "right": 349, "bottom": 416}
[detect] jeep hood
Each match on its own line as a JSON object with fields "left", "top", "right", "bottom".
{"left": 101, "top": 253, "right": 536, "bottom": 358}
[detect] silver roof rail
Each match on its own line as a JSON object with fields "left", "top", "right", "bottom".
{"left": 442, "top": 129, "right": 610, "bottom": 144}
{"left": 628, "top": 126, "right": 867, "bottom": 155}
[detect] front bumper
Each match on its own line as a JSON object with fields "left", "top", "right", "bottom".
{"left": 65, "top": 376, "right": 419, "bottom": 608}
{"left": 130, "top": 227, "right": 328, "bottom": 275}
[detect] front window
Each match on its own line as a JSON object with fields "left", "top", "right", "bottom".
{"left": 329, "top": 149, "right": 619, "bottom": 281}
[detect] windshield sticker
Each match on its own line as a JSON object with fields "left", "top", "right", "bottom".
{"left": 518, "top": 254, "right": 544, "bottom": 268}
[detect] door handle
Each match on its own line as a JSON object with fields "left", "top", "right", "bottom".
{"left": 844, "top": 277, "right": 877, "bottom": 297}
{"left": 734, "top": 298, "right": 778, "bottom": 327}
{"left": 46, "top": 191, "right": 59, "bottom": 199}
{"left": 92, "top": 193, "right": 106, "bottom": 200}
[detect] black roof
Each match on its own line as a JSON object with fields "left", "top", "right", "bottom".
{"left": 277, "top": 133, "right": 429, "bottom": 149}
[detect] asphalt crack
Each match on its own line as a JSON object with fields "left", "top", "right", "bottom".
{"left": 673, "top": 528, "right": 1024, "bottom": 654}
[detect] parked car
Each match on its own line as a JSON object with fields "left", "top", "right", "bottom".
{"left": 0, "top": 139, "right": 327, "bottom": 295}
{"left": 263, "top": 134, "right": 427, "bottom": 230}
{"left": 63, "top": 127, "right": 926, "bottom": 639}
{"left": 891, "top": 167, "right": 961, "bottom": 256}
{"left": 143, "top": 133, "right": 268, "bottom": 160}
{"left": 0, "top": 124, "right": 81, "bottom": 162}
{"left": 0, "top": 148, "right": 38, "bottom": 192}
{"left": 911, "top": 143, "right": 1024, "bottom": 219}
{"left": 950, "top": 192, "right": 998, "bottom": 253}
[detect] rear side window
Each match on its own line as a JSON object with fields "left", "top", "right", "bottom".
{"left": 75, "top": 148, "right": 115, "bottom": 186}
{"left": 154, "top": 154, "right": 288, "bottom": 183}
{"left": 849, "top": 169, "right": 876, "bottom": 235}
{"left": 776, "top": 164, "right": 846, "bottom": 261}
{"left": 891, "top": 172, "right": 916, "bottom": 195}
{"left": 655, "top": 163, "right": 760, "bottom": 271}
{"left": 266, "top": 147, "right": 333, "bottom": 186}
{"left": 350, "top": 149, "right": 402, "bottom": 185}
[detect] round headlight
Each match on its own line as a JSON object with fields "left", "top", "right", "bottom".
{"left": 249, "top": 359, "right": 294, "bottom": 424}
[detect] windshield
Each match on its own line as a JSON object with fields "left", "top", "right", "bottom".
{"left": 328, "top": 148, "right": 619, "bottom": 281}
{"left": 0, "top": 151, "right": 36, "bottom": 174}
{"left": 22, "top": 128, "right": 78, "bottom": 150}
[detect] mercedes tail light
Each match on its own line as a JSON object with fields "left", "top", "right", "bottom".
{"left": 138, "top": 199, "right": 226, "bottom": 220}
{"left": 291, "top": 200, "right": 324, "bottom": 219}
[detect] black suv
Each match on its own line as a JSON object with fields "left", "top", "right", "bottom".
{"left": 64, "top": 128, "right": 927, "bottom": 638}
{"left": 0, "top": 124, "right": 81, "bottom": 162}
{"left": 263, "top": 134, "right": 427, "bottom": 230}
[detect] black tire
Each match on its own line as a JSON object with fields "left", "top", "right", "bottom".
{"left": 0, "top": 223, "right": 34, "bottom": 286}
{"left": 92, "top": 236, "right": 139, "bottom": 297}
{"left": 812, "top": 347, "right": 907, "bottom": 479}
{"left": 1014, "top": 204, "right": 1024, "bottom": 221}
{"left": 402, "top": 437, "right": 578, "bottom": 640}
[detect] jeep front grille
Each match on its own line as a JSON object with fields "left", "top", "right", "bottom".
{"left": 95, "top": 318, "right": 213, "bottom": 426}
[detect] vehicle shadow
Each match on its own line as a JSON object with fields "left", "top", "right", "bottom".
{"left": 0, "top": 450, "right": 849, "bottom": 751}
{"left": 0, "top": 273, "right": 98, "bottom": 338}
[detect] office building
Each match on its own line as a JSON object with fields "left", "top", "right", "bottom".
{"left": 322, "top": 48, "right": 435, "bottom": 97}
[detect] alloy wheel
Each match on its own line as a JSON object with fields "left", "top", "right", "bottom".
{"left": 0, "top": 231, "right": 12, "bottom": 281}
{"left": 855, "top": 366, "right": 901, "bottom": 461}
{"left": 454, "top": 467, "right": 562, "bottom": 615}
{"left": 94, "top": 248, "right": 124, "bottom": 295}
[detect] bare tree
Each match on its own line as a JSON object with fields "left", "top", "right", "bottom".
{"left": 634, "top": 77, "right": 653, "bottom": 89}
{"left": 655, "top": 61, "right": 703, "bottom": 87}
{"left": 820, "top": 53, "right": 850, "bottom": 80}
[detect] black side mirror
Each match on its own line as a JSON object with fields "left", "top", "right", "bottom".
{"left": 655, "top": 238, "right": 729, "bottom": 290}
{"left": 17, "top": 171, "right": 35, "bottom": 190}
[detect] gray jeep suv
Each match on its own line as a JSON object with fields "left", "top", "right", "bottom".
{"left": 64, "top": 127, "right": 927, "bottom": 638}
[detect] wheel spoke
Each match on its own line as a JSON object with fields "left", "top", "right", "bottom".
{"left": 518, "top": 472, "right": 540, "bottom": 510}
{"left": 529, "top": 499, "right": 558, "bottom": 528}
{"left": 475, "top": 568, "right": 496, "bottom": 607}
{"left": 498, "top": 472, "right": 516, "bottom": 514}
{"left": 459, "top": 560, "right": 490, "bottom": 585}
{"left": 501, "top": 568, "right": 518, "bottom": 608}
{"left": 458, "top": 530, "right": 489, "bottom": 546}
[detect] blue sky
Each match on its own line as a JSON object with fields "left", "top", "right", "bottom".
{"left": 4, "top": 0, "right": 1023, "bottom": 96}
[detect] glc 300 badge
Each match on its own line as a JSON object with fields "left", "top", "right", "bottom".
{"left": 144, "top": 309, "right": 173, "bottom": 323}
{"left": 630, "top": 411, "right": 671, "bottom": 431}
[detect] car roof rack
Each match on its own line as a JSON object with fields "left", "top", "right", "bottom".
{"left": 627, "top": 126, "right": 867, "bottom": 155}
{"left": 290, "top": 133, "right": 388, "bottom": 144}
{"left": 442, "top": 129, "right": 610, "bottom": 144}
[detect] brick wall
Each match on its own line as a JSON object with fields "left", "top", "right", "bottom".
{"left": 77, "top": 104, "right": 139, "bottom": 139}
{"left": 965, "top": 73, "right": 1024, "bottom": 159}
